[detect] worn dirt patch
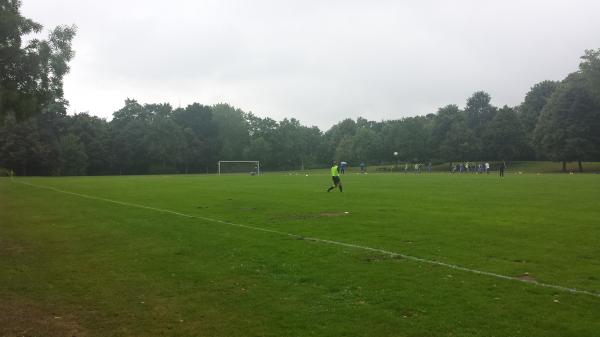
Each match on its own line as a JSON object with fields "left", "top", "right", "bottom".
{"left": 319, "top": 212, "right": 348, "bottom": 217}
{"left": 515, "top": 273, "right": 537, "bottom": 283}
{"left": 0, "top": 298, "right": 88, "bottom": 337}
{"left": 0, "top": 239, "right": 26, "bottom": 257}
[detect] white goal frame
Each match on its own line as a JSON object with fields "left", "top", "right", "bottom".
{"left": 217, "top": 161, "right": 260, "bottom": 175}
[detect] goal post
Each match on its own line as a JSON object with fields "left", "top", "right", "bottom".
{"left": 217, "top": 161, "right": 260, "bottom": 175}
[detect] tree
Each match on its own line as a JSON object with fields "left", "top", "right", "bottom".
{"left": 463, "top": 91, "right": 497, "bottom": 159}
{"left": 244, "top": 113, "right": 277, "bottom": 168}
{"left": 465, "top": 91, "right": 496, "bottom": 130}
{"left": 334, "top": 135, "right": 355, "bottom": 163}
{"left": 578, "top": 49, "right": 600, "bottom": 102}
{"left": 0, "top": 112, "right": 46, "bottom": 175}
{"left": 67, "top": 113, "right": 111, "bottom": 175}
{"left": 483, "top": 106, "right": 527, "bottom": 161}
{"left": 0, "top": 0, "right": 76, "bottom": 121}
{"left": 533, "top": 75, "right": 600, "bottom": 172}
{"left": 56, "top": 133, "right": 87, "bottom": 175}
{"left": 324, "top": 118, "right": 357, "bottom": 160}
{"left": 110, "top": 99, "right": 151, "bottom": 174}
{"left": 272, "top": 118, "right": 322, "bottom": 170}
{"left": 144, "top": 107, "right": 185, "bottom": 174}
{"left": 430, "top": 105, "right": 477, "bottom": 161}
{"left": 340, "top": 127, "right": 380, "bottom": 164}
{"left": 173, "top": 103, "right": 219, "bottom": 173}
{"left": 244, "top": 136, "right": 273, "bottom": 167}
{"left": 380, "top": 117, "right": 430, "bottom": 163}
{"left": 212, "top": 104, "right": 250, "bottom": 160}
{"left": 519, "top": 81, "right": 559, "bottom": 136}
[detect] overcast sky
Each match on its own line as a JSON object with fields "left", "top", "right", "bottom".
{"left": 21, "top": 0, "right": 600, "bottom": 130}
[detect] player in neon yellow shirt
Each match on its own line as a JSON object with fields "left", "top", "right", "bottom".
{"left": 327, "top": 160, "right": 343, "bottom": 192}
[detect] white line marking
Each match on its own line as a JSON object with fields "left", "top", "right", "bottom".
{"left": 12, "top": 179, "right": 600, "bottom": 298}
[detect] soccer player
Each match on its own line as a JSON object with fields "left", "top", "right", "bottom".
{"left": 327, "top": 160, "right": 343, "bottom": 192}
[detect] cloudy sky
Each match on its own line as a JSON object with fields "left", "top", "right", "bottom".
{"left": 21, "top": 0, "right": 600, "bottom": 129}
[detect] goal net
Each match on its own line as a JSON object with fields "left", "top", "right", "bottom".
{"left": 217, "top": 161, "right": 261, "bottom": 175}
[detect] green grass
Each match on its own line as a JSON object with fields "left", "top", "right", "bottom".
{"left": 1, "top": 173, "right": 600, "bottom": 336}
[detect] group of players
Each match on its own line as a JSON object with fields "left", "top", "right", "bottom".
{"left": 450, "top": 162, "right": 491, "bottom": 174}
{"left": 327, "top": 160, "right": 508, "bottom": 192}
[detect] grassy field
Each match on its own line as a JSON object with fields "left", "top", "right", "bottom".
{"left": 1, "top": 172, "right": 599, "bottom": 336}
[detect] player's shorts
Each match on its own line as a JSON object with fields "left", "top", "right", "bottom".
{"left": 332, "top": 176, "right": 340, "bottom": 184}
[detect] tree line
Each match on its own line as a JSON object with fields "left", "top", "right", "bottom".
{"left": 1, "top": 1, "right": 600, "bottom": 175}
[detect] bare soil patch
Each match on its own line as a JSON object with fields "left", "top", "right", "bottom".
{"left": 515, "top": 273, "right": 537, "bottom": 283}
{"left": 0, "top": 239, "right": 26, "bottom": 257}
{"left": 0, "top": 298, "right": 87, "bottom": 337}
{"left": 318, "top": 212, "right": 347, "bottom": 217}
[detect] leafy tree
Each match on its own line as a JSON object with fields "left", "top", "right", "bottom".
{"left": 430, "top": 104, "right": 461, "bottom": 156}
{"left": 56, "top": 133, "right": 87, "bottom": 175}
{"left": 0, "top": 112, "right": 46, "bottom": 175}
{"left": 173, "top": 103, "right": 219, "bottom": 173}
{"left": 463, "top": 91, "right": 497, "bottom": 159}
{"left": 380, "top": 117, "right": 431, "bottom": 163}
{"left": 244, "top": 136, "right": 273, "bottom": 167}
{"left": 244, "top": 113, "right": 277, "bottom": 168}
{"left": 465, "top": 91, "right": 496, "bottom": 130}
{"left": 324, "top": 118, "right": 357, "bottom": 160}
{"left": 342, "top": 127, "right": 380, "bottom": 164}
{"left": 334, "top": 135, "right": 354, "bottom": 163}
{"left": 519, "top": 81, "right": 559, "bottom": 135}
{"left": 483, "top": 106, "right": 527, "bottom": 161}
{"left": 272, "top": 118, "right": 322, "bottom": 170}
{"left": 110, "top": 99, "right": 151, "bottom": 174}
{"left": 441, "top": 118, "right": 476, "bottom": 162}
{"left": 0, "top": 0, "right": 76, "bottom": 121}
{"left": 112, "top": 98, "right": 148, "bottom": 122}
{"left": 144, "top": 106, "right": 185, "bottom": 174}
{"left": 67, "top": 113, "right": 111, "bottom": 175}
{"left": 212, "top": 104, "right": 250, "bottom": 160}
{"left": 328, "top": 118, "right": 385, "bottom": 165}
{"left": 579, "top": 49, "right": 600, "bottom": 102}
{"left": 430, "top": 105, "right": 477, "bottom": 161}
{"left": 534, "top": 75, "right": 600, "bottom": 171}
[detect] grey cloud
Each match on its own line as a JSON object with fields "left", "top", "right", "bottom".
{"left": 21, "top": 0, "right": 600, "bottom": 129}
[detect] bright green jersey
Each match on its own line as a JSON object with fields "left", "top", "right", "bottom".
{"left": 331, "top": 165, "right": 339, "bottom": 177}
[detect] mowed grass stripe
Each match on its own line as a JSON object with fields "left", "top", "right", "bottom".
{"left": 13, "top": 178, "right": 600, "bottom": 298}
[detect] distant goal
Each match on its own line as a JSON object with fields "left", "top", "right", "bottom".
{"left": 217, "top": 161, "right": 261, "bottom": 175}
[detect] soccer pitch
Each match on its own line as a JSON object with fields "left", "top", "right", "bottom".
{"left": 1, "top": 173, "right": 599, "bottom": 336}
